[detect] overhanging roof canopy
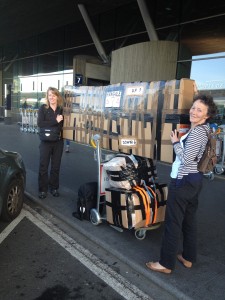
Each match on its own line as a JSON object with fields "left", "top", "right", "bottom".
{"left": 0, "top": 0, "right": 225, "bottom": 56}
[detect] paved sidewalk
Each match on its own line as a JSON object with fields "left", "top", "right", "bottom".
{"left": 1, "top": 121, "right": 225, "bottom": 300}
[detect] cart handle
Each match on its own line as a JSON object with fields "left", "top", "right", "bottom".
{"left": 90, "top": 134, "right": 101, "bottom": 148}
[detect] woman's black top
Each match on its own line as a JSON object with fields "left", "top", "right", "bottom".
{"left": 37, "top": 104, "right": 63, "bottom": 138}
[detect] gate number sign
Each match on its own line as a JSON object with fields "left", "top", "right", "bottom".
{"left": 75, "top": 74, "right": 83, "bottom": 85}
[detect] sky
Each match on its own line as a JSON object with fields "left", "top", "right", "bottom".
{"left": 190, "top": 52, "right": 225, "bottom": 90}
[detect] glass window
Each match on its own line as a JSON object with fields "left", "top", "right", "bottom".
{"left": 191, "top": 52, "right": 225, "bottom": 121}
{"left": 191, "top": 53, "right": 225, "bottom": 90}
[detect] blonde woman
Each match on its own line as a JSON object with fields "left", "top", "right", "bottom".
{"left": 37, "top": 87, "right": 64, "bottom": 199}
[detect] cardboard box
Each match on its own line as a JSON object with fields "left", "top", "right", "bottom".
{"left": 162, "top": 79, "right": 195, "bottom": 110}
{"left": 160, "top": 114, "right": 191, "bottom": 163}
{"left": 106, "top": 187, "right": 147, "bottom": 229}
{"left": 105, "top": 183, "right": 167, "bottom": 229}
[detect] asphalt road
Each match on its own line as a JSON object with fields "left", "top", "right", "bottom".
{"left": 0, "top": 198, "right": 150, "bottom": 300}
{"left": 1, "top": 122, "right": 225, "bottom": 300}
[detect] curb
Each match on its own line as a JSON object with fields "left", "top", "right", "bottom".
{"left": 25, "top": 190, "right": 192, "bottom": 300}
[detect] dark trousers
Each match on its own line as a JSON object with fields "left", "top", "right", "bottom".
{"left": 159, "top": 178, "right": 202, "bottom": 270}
{"left": 38, "top": 140, "right": 64, "bottom": 192}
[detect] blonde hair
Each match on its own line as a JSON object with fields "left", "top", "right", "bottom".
{"left": 45, "top": 87, "right": 63, "bottom": 108}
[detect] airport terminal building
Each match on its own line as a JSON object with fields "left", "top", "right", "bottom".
{"left": 0, "top": 0, "right": 225, "bottom": 151}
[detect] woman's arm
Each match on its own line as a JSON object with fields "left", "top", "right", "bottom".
{"left": 37, "top": 105, "right": 59, "bottom": 128}
{"left": 174, "top": 126, "right": 208, "bottom": 166}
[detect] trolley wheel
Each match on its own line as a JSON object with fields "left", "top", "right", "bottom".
{"left": 203, "top": 172, "right": 214, "bottom": 180}
{"left": 214, "top": 166, "right": 224, "bottom": 175}
{"left": 208, "top": 172, "right": 215, "bottom": 180}
{"left": 90, "top": 208, "right": 102, "bottom": 226}
{"left": 135, "top": 229, "right": 146, "bottom": 240}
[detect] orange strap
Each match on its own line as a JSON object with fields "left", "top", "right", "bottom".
{"left": 146, "top": 185, "right": 158, "bottom": 224}
{"left": 133, "top": 186, "right": 150, "bottom": 226}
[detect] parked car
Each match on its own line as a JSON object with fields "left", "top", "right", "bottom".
{"left": 0, "top": 148, "right": 26, "bottom": 221}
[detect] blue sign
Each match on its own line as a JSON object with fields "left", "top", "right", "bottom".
{"left": 75, "top": 74, "right": 83, "bottom": 85}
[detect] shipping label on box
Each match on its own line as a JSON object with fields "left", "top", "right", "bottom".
{"left": 119, "top": 136, "right": 138, "bottom": 148}
{"left": 104, "top": 85, "right": 124, "bottom": 108}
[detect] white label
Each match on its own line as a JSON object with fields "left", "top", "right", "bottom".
{"left": 105, "top": 91, "right": 122, "bottom": 107}
{"left": 120, "top": 138, "right": 138, "bottom": 147}
{"left": 126, "top": 86, "right": 144, "bottom": 96}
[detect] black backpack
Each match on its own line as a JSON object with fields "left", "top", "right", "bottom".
{"left": 73, "top": 182, "right": 98, "bottom": 221}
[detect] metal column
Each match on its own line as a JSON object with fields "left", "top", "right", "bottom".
{"left": 78, "top": 4, "right": 110, "bottom": 65}
{"left": 137, "top": 0, "right": 158, "bottom": 41}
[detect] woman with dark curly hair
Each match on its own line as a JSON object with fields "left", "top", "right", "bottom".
{"left": 146, "top": 94, "right": 217, "bottom": 274}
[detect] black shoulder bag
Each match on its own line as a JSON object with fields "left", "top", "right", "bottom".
{"left": 38, "top": 107, "right": 62, "bottom": 142}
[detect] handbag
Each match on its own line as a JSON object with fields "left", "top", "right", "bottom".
{"left": 39, "top": 128, "right": 61, "bottom": 142}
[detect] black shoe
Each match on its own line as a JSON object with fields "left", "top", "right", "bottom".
{"left": 39, "top": 192, "right": 47, "bottom": 199}
{"left": 50, "top": 189, "right": 59, "bottom": 197}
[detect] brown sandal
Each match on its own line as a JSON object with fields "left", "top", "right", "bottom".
{"left": 177, "top": 255, "right": 192, "bottom": 268}
{"left": 145, "top": 262, "right": 172, "bottom": 274}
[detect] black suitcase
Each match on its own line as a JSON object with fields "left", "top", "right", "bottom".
{"left": 73, "top": 182, "right": 98, "bottom": 221}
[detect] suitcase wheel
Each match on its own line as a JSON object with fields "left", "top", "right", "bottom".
{"left": 90, "top": 208, "right": 102, "bottom": 226}
{"left": 135, "top": 229, "right": 146, "bottom": 240}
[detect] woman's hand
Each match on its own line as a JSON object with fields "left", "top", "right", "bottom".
{"left": 56, "top": 114, "right": 63, "bottom": 123}
{"left": 170, "top": 129, "right": 179, "bottom": 144}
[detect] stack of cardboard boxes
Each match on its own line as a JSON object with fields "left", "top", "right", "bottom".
{"left": 63, "top": 78, "right": 195, "bottom": 163}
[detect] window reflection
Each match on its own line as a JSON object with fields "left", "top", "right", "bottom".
{"left": 18, "top": 70, "right": 73, "bottom": 108}
{"left": 191, "top": 52, "right": 225, "bottom": 121}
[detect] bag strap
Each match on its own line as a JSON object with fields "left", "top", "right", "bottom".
{"left": 44, "top": 105, "right": 64, "bottom": 138}
{"left": 133, "top": 185, "right": 151, "bottom": 226}
{"left": 146, "top": 185, "right": 158, "bottom": 224}
{"left": 194, "top": 125, "right": 210, "bottom": 162}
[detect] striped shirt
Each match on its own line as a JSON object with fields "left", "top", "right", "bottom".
{"left": 173, "top": 123, "right": 210, "bottom": 180}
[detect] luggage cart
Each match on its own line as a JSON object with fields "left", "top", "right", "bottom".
{"left": 29, "top": 109, "right": 37, "bottom": 133}
{"left": 33, "top": 109, "right": 39, "bottom": 133}
{"left": 214, "top": 124, "right": 225, "bottom": 175}
{"left": 134, "top": 223, "right": 162, "bottom": 240}
{"left": 26, "top": 109, "right": 31, "bottom": 132}
{"left": 20, "top": 108, "right": 39, "bottom": 134}
{"left": 89, "top": 134, "right": 109, "bottom": 226}
{"left": 20, "top": 108, "right": 29, "bottom": 132}
{"left": 89, "top": 134, "right": 163, "bottom": 240}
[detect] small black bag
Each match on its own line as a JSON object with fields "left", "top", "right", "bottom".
{"left": 39, "top": 128, "right": 61, "bottom": 142}
{"left": 73, "top": 182, "right": 98, "bottom": 221}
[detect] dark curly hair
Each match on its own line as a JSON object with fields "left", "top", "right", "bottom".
{"left": 193, "top": 94, "right": 218, "bottom": 121}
